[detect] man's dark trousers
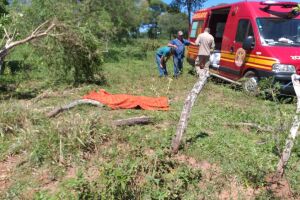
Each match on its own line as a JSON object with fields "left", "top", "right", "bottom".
{"left": 173, "top": 56, "right": 183, "bottom": 77}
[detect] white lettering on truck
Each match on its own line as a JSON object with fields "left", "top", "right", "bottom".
{"left": 291, "top": 56, "right": 300, "bottom": 60}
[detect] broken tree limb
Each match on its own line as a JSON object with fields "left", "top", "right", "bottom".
{"left": 171, "top": 69, "right": 210, "bottom": 154}
{"left": 113, "top": 116, "right": 153, "bottom": 127}
{"left": 0, "top": 20, "right": 56, "bottom": 62}
{"left": 47, "top": 99, "right": 103, "bottom": 118}
{"left": 276, "top": 74, "right": 300, "bottom": 178}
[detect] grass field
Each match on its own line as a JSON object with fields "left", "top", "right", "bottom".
{"left": 0, "top": 43, "right": 300, "bottom": 199}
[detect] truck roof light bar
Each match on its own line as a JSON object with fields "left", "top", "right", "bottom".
{"left": 260, "top": 1, "right": 298, "bottom": 10}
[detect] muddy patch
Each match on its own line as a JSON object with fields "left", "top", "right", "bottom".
{"left": 265, "top": 174, "right": 294, "bottom": 199}
{"left": 0, "top": 154, "right": 24, "bottom": 192}
{"left": 218, "top": 176, "right": 259, "bottom": 200}
{"left": 174, "top": 154, "right": 259, "bottom": 200}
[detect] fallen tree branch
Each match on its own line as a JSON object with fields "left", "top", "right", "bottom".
{"left": 113, "top": 116, "right": 153, "bottom": 127}
{"left": 275, "top": 74, "right": 300, "bottom": 178}
{"left": 171, "top": 69, "right": 210, "bottom": 154}
{"left": 0, "top": 20, "right": 56, "bottom": 60}
{"left": 225, "top": 122, "right": 274, "bottom": 132}
{"left": 47, "top": 99, "right": 103, "bottom": 118}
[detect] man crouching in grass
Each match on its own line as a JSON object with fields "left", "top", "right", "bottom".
{"left": 155, "top": 46, "right": 175, "bottom": 77}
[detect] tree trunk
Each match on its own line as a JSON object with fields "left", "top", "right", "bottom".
{"left": 47, "top": 99, "right": 103, "bottom": 118}
{"left": 187, "top": 1, "right": 192, "bottom": 30}
{"left": 276, "top": 74, "right": 300, "bottom": 178}
{"left": 171, "top": 69, "right": 209, "bottom": 154}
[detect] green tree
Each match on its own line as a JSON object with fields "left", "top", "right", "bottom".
{"left": 1, "top": 0, "right": 155, "bottom": 83}
{"left": 140, "top": 0, "right": 167, "bottom": 38}
{"left": 0, "top": 0, "right": 8, "bottom": 17}
{"left": 5, "top": 0, "right": 114, "bottom": 84}
{"left": 158, "top": 12, "right": 188, "bottom": 39}
{"left": 95, "top": 0, "right": 145, "bottom": 40}
{"left": 170, "top": 0, "right": 207, "bottom": 28}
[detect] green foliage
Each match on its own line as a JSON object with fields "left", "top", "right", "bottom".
{"left": 3, "top": 0, "right": 150, "bottom": 85}
{"left": 158, "top": 12, "right": 189, "bottom": 39}
{"left": 170, "top": 0, "right": 207, "bottom": 24}
{"left": 257, "top": 77, "right": 281, "bottom": 100}
{"left": 0, "top": 0, "right": 8, "bottom": 15}
{"left": 96, "top": 0, "right": 144, "bottom": 40}
{"left": 2, "top": 1, "right": 109, "bottom": 84}
{"left": 52, "top": 149, "right": 201, "bottom": 199}
{"left": 104, "top": 39, "right": 161, "bottom": 63}
{"left": 147, "top": 0, "right": 168, "bottom": 22}
{"left": 65, "top": 172, "right": 96, "bottom": 200}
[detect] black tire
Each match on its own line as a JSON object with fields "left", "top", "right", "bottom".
{"left": 242, "top": 70, "right": 259, "bottom": 95}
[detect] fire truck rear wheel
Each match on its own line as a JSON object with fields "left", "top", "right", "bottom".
{"left": 242, "top": 71, "right": 259, "bottom": 95}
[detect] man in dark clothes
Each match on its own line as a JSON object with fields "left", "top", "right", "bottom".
{"left": 168, "top": 31, "right": 195, "bottom": 77}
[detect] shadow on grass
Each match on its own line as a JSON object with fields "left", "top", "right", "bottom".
{"left": 186, "top": 132, "right": 210, "bottom": 145}
{"left": 178, "top": 132, "right": 209, "bottom": 152}
{"left": 0, "top": 90, "right": 38, "bottom": 100}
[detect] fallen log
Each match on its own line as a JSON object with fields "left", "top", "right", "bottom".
{"left": 275, "top": 74, "right": 300, "bottom": 178}
{"left": 113, "top": 116, "right": 153, "bottom": 127}
{"left": 171, "top": 69, "right": 210, "bottom": 154}
{"left": 47, "top": 99, "right": 103, "bottom": 118}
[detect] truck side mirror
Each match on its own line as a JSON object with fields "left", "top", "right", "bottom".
{"left": 243, "top": 36, "right": 254, "bottom": 51}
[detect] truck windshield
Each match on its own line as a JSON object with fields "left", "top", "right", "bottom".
{"left": 257, "top": 18, "right": 300, "bottom": 47}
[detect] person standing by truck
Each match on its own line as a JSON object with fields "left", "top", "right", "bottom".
{"left": 195, "top": 28, "right": 215, "bottom": 76}
{"left": 168, "top": 31, "right": 195, "bottom": 78}
{"left": 155, "top": 46, "right": 175, "bottom": 77}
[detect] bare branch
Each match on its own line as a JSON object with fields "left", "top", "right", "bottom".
{"left": 3, "top": 27, "right": 9, "bottom": 39}
{"left": 31, "top": 20, "right": 50, "bottom": 36}
{"left": 2, "top": 21, "right": 56, "bottom": 54}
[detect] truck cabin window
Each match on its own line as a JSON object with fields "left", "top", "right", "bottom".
{"left": 235, "top": 19, "right": 254, "bottom": 43}
{"left": 257, "top": 18, "right": 300, "bottom": 46}
{"left": 189, "top": 20, "right": 203, "bottom": 38}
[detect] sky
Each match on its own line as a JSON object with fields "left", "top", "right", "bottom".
{"left": 162, "top": 0, "right": 241, "bottom": 8}
{"left": 162, "top": 0, "right": 298, "bottom": 8}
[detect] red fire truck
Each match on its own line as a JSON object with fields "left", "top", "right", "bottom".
{"left": 187, "top": 1, "right": 300, "bottom": 94}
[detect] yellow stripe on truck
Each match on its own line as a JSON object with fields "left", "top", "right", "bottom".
{"left": 245, "top": 57, "right": 277, "bottom": 66}
{"left": 221, "top": 52, "right": 276, "bottom": 67}
{"left": 221, "top": 53, "right": 235, "bottom": 60}
{"left": 220, "top": 58, "right": 234, "bottom": 63}
{"left": 221, "top": 51, "right": 277, "bottom": 61}
{"left": 246, "top": 63, "right": 272, "bottom": 70}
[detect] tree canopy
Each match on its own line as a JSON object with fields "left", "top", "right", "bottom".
{"left": 171, "top": 0, "right": 207, "bottom": 27}
{"left": 158, "top": 12, "right": 188, "bottom": 39}
{"left": 0, "top": 0, "right": 191, "bottom": 84}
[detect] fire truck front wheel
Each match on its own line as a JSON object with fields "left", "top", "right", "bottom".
{"left": 242, "top": 70, "right": 259, "bottom": 95}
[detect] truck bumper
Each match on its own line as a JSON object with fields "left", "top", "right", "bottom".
{"left": 258, "top": 71, "right": 295, "bottom": 95}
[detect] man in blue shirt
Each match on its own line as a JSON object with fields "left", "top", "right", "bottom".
{"left": 168, "top": 31, "right": 195, "bottom": 78}
{"left": 156, "top": 46, "right": 175, "bottom": 77}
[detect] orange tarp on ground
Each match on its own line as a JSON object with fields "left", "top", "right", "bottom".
{"left": 83, "top": 89, "right": 169, "bottom": 110}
